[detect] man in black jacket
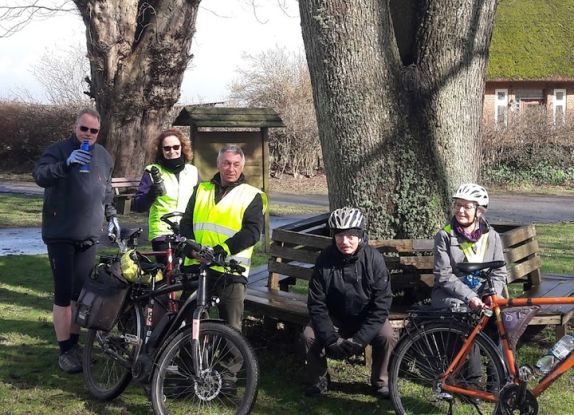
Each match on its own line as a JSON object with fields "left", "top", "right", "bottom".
{"left": 302, "top": 207, "right": 396, "bottom": 398}
{"left": 33, "top": 108, "right": 119, "bottom": 374}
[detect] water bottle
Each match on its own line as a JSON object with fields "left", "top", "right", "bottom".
{"left": 149, "top": 166, "right": 166, "bottom": 196}
{"left": 79, "top": 139, "right": 91, "bottom": 173}
{"left": 535, "top": 333, "right": 574, "bottom": 374}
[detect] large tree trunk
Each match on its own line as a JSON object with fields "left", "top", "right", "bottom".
{"left": 299, "top": 0, "right": 496, "bottom": 238}
{"left": 74, "top": 0, "right": 201, "bottom": 177}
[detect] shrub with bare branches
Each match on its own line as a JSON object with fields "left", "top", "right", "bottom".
{"left": 481, "top": 107, "right": 574, "bottom": 186}
{"left": 0, "top": 101, "right": 83, "bottom": 173}
{"left": 230, "top": 47, "right": 320, "bottom": 177}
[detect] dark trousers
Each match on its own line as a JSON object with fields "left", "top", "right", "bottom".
{"left": 301, "top": 320, "right": 397, "bottom": 388}
{"left": 47, "top": 241, "right": 97, "bottom": 306}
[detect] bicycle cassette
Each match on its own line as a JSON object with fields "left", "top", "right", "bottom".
{"left": 495, "top": 384, "right": 538, "bottom": 415}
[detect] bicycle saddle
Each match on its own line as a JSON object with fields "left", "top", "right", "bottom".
{"left": 456, "top": 260, "right": 505, "bottom": 274}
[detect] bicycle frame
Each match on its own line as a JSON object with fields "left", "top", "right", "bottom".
{"left": 439, "top": 292, "right": 574, "bottom": 402}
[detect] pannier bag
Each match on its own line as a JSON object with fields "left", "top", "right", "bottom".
{"left": 502, "top": 306, "right": 540, "bottom": 350}
{"left": 75, "top": 259, "right": 130, "bottom": 331}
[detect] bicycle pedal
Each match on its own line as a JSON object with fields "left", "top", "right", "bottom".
{"left": 124, "top": 334, "right": 142, "bottom": 346}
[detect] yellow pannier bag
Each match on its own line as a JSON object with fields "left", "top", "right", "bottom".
{"left": 120, "top": 249, "right": 164, "bottom": 284}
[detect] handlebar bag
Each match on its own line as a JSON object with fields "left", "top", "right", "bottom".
{"left": 74, "top": 259, "right": 130, "bottom": 331}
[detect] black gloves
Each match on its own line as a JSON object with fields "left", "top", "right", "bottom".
{"left": 212, "top": 245, "right": 228, "bottom": 264}
{"left": 340, "top": 338, "right": 364, "bottom": 357}
{"left": 326, "top": 337, "right": 364, "bottom": 360}
{"left": 325, "top": 338, "right": 347, "bottom": 360}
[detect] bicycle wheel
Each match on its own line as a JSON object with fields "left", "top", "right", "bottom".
{"left": 82, "top": 303, "right": 142, "bottom": 400}
{"left": 390, "top": 323, "right": 506, "bottom": 415}
{"left": 151, "top": 321, "right": 259, "bottom": 415}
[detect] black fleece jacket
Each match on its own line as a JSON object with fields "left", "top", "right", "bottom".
{"left": 308, "top": 243, "right": 392, "bottom": 347}
{"left": 33, "top": 135, "right": 116, "bottom": 243}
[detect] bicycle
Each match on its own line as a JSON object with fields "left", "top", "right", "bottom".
{"left": 388, "top": 260, "right": 574, "bottom": 415}
{"left": 79, "top": 213, "right": 259, "bottom": 415}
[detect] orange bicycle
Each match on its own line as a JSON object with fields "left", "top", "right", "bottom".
{"left": 389, "top": 260, "right": 574, "bottom": 415}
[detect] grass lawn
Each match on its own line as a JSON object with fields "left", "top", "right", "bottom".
{"left": 1, "top": 194, "right": 574, "bottom": 413}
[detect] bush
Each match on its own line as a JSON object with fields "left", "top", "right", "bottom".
{"left": 481, "top": 108, "right": 574, "bottom": 187}
{"left": 0, "top": 101, "right": 83, "bottom": 173}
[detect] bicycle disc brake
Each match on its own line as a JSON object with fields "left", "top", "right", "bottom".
{"left": 496, "top": 384, "right": 538, "bottom": 415}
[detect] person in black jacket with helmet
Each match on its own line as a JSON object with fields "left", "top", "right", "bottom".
{"left": 301, "top": 207, "right": 397, "bottom": 398}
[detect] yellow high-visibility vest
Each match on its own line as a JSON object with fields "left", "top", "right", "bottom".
{"left": 186, "top": 181, "right": 267, "bottom": 276}
{"left": 443, "top": 223, "right": 488, "bottom": 262}
{"left": 147, "top": 163, "right": 198, "bottom": 240}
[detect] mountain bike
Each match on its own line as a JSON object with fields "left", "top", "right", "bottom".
{"left": 388, "top": 260, "right": 574, "bottom": 415}
{"left": 79, "top": 214, "right": 259, "bottom": 415}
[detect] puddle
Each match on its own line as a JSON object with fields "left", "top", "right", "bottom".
{"left": 0, "top": 227, "right": 47, "bottom": 256}
{"left": 0, "top": 215, "right": 315, "bottom": 256}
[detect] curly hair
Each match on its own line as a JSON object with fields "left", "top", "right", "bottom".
{"left": 147, "top": 128, "right": 193, "bottom": 163}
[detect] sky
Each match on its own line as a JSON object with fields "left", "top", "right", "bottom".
{"left": 0, "top": 0, "right": 303, "bottom": 104}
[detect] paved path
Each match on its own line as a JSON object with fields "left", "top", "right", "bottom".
{"left": 1, "top": 180, "right": 573, "bottom": 256}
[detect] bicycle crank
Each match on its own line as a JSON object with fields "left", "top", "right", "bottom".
{"left": 495, "top": 384, "right": 538, "bottom": 415}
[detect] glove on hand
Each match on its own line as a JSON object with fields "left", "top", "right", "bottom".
{"left": 107, "top": 216, "right": 121, "bottom": 241}
{"left": 66, "top": 149, "right": 91, "bottom": 166}
{"left": 340, "top": 338, "right": 364, "bottom": 357}
{"left": 326, "top": 337, "right": 347, "bottom": 360}
{"left": 212, "top": 245, "right": 228, "bottom": 265}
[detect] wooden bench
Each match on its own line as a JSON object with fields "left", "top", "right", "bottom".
{"left": 111, "top": 177, "right": 140, "bottom": 214}
{"left": 245, "top": 216, "right": 574, "bottom": 337}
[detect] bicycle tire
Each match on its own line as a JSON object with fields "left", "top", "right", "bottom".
{"left": 151, "top": 321, "right": 259, "bottom": 415}
{"left": 389, "top": 322, "right": 506, "bottom": 415}
{"left": 82, "top": 303, "right": 142, "bottom": 400}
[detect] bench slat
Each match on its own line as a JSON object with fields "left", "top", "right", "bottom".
{"left": 504, "top": 239, "right": 539, "bottom": 263}
{"left": 267, "top": 261, "right": 314, "bottom": 281}
{"left": 507, "top": 255, "right": 542, "bottom": 284}
{"left": 500, "top": 224, "right": 537, "bottom": 247}
{"left": 271, "top": 228, "right": 331, "bottom": 249}
{"left": 269, "top": 244, "right": 321, "bottom": 264}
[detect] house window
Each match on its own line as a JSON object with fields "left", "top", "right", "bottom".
{"left": 553, "top": 89, "right": 566, "bottom": 125}
{"left": 495, "top": 89, "right": 508, "bottom": 128}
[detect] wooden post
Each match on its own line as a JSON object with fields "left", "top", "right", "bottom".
{"left": 261, "top": 127, "right": 271, "bottom": 253}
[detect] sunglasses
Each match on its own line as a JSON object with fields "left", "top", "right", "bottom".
{"left": 163, "top": 144, "right": 181, "bottom": 152}
{"left": 79, "top": 125, "right": 100, "bottom": 134}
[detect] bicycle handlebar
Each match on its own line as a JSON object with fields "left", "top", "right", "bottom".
{"left": 182, "top": 240, "right": 246, "bottom": 274}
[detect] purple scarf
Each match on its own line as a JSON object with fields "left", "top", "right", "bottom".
{"left": 452, "top": 217, "right": 489, "bottom": 243}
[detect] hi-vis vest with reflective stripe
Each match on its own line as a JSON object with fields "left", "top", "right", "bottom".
{"left": 147, "top": 163, "right": 199, "bottom": 240}
{"left": 186, "top": 181, "right": 267, "bottom": 276}
{"left": 443, "top": 223, "right": 488, "bottom": 262}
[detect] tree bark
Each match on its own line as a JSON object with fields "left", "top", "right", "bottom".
{"left": 73, "top": 0, "right": 200, "bottom": 177}
{"left": 299, "top": 0, "right": 496, "bottom": 238}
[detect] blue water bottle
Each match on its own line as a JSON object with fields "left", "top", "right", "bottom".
{"left": 79, "top": 139, "right": 91, "bottom": 174}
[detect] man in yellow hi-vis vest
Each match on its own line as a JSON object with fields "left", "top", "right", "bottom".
{"left": 180, "top": 144, "right": 267, "bottom": 331}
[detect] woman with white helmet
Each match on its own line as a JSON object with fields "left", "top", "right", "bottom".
{"left": 432, "top": 183, "right": 507, "bottom": 310}
{"left": 432, "top": 184, "right": 508, "bottom": 396}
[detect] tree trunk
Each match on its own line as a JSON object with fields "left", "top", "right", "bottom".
{"left": 73, "top": 0, "right": 201, "bottom": 177}
{"left": 299, "top": 0, "right": 496, "bottom": 238}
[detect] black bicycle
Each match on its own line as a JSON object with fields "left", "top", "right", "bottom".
{"left": 79, "top": 214, "right": 259, "bottom": 415}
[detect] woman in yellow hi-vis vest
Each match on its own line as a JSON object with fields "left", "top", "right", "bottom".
{"left": 133, "top": 129, "right": 199, "bottom": 260}
{"left": 180, "top": 144, "right": 267, "bottom": 332}
{"left": 432, "top": 183, "right": 507, "bottom": 399}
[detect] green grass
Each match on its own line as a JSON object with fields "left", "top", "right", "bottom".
{"left": 2, "top": 197, "right": 574, "bottom": 413}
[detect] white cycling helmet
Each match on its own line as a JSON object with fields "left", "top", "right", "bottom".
{"left": 328, "top": 207, "right": 365, "bottom": 232}
{"left": 453, "top": 183, "right": 489, "bottom": 208}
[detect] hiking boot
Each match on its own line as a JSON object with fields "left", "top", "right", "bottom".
{"left": 372, "top": 385, "right": 390, "bottom": 399}
{"left": 304, "top": 374, "right": 330, "bottom": 397}
{"left": 58, "top": 349, "right": 82, "bottom": 374}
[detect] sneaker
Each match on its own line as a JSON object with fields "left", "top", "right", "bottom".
{"left": 304, "top": 374, "right": 330, "bottom": 397}
{"left": 373, "top": 385, "right": 390, "bottom": 399}
{"left": 70, "top": 344, "right": 83, "bottom": 360}
{"left": 58, "top": 349, "right": 82, "bottom": 373}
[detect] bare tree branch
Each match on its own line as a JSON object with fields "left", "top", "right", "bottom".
{"left": 0, "top": 0, "right": 76, "bottom": 38}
